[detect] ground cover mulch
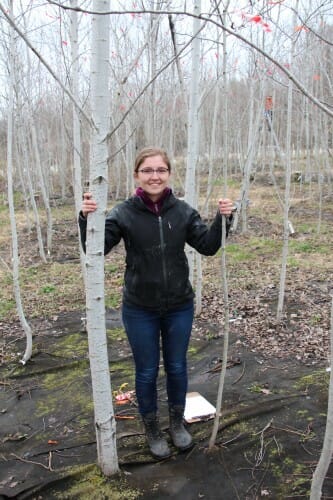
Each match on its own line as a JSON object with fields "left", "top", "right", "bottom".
{"left": 0, "top": 307, "right": 332, "bottom": 499}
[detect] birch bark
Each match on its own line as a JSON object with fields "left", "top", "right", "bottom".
{"left": 6, "top": 0, "right": 32, "bottom": 365}
{"left": 17, "top": 122, "right": 47, "bottom": 263}
{"left": 20, "top": 10, "right": 53, "bottom": 255}
{"left": 85, "top": 0, "right": 119, "bottom": 475}
{"left": 310, "top": 294, "right": 333, "bottom": 499}
{"left": 276, "top": 2, "right": 298, "bottom": 321}
{"left": 209, "top": 1, "right": 231, "bottom": 449}
{"left": 185, "top": 0, "right": 201, "bottom": 282}
{"left": 70, "top": 0, "right": 86, "bottom": 285}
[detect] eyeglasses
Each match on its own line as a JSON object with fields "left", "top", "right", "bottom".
{"left": 137, "top": 167, "right": 169, "bottom": 176}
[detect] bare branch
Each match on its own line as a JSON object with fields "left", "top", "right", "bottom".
{"left": 0, "top": 2, "right": 95, "bottom": 129}
{"left": 44, "top": 1, "right": 333, "bottom": 119}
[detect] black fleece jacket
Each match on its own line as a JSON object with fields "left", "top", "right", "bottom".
{"left": 79, "top": 192, "right": 232, "bottom": 312}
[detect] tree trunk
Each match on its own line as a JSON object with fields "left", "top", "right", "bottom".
{"left": 185, "top": 0, "right": 201, "bottom": 282}
{"left": 277, "top": 1, "right": 298, "bottom": 321}
{"left": 7, "top": 0, "right": 32, "bottom": 365}
{"left": 85, "top": 0, "right": 119, "bottom": 476}
{"left": 209, "top": 1, "right": 231, "bottom": 449}
{"left": 310, "top": 294, "right": 333, "bottom": 499}
{"left": 17, "top": 123, "right": 47, "bottom": 263}
{"left": 20, "top": 23, "right": 54, "bottom": 257}
{"left": 70, "top": 0, "right": 86, "bottom": 285}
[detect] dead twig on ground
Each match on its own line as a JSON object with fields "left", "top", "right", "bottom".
{"left": 254, "top": 419, "right": 273, "bottom": 467}
{"left": 232, "top": 361, "right": 246, "bottom": 385}
{"left": 11, "top": 452, "right": 54, "bottom": 471}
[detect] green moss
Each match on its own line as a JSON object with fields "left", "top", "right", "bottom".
{"left": 268, "top": 447, "right": 311, "bottom": 497}
{"left": 270, "top": 463, "right": 283, "bottom": 479}
{"left": 248, "top": 382, "right": 268, "bottom": 393}
{"left": 53, "top": 332, "right": 89, "bottom": 358}
{"left": 107, "top": 327, "right": 126, "bottom": 342}
{"left": 294, "top": 370, "right": 329, "bottom": 392}
{"left": 296, "top": 410, "right": 308, "bottom": 418}
{"left": 110, "top": 360, "right": 135, "bottom": 386}
{"left": 36, "top": 362, "right": 93, "bottom": 418}
{"left": 283, "top": 457, "right": 294, "bottom": 467}
{"left": 54, "top": 465, "right": 141, "bottom": 499}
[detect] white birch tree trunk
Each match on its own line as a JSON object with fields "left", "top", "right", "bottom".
{"left": 29, "top": 121, "right": 53, "bottom": 255}
{"left": 240, "top": 106, "right": 262, "bottom": 233}
{"left": 276, "top": 2, "right": 298, "bottom": 321}
{"left": 310, "top": 294, "right": 333, "bottom": 499}
{"left": 15, "top": 139, "right": 32, "bottom": 235}
{"left": 85, "top": 0, "right": 119, "bottom": 475}
{"left": 146, "top": 10, "right": 159, "bottom": 145}
{"left": 185, "top": 0, "right": 201, "bottom": 282}
{"left": 202, "top": 26, "right": 221, "bottom": 218}
{"left": 70, "top": 0, "right": 86, "bottom": 285}
{"left": 7, "top": 0, "right": 32, "bottom": 365}
{"left": 58, "top": 116, "right": 66, "bottom": 200}
{"left": 209, "top": 1, "right": 231, "bottom": 448}
{"left": 208, "top": 216, "right": 229, "bottom": 450}
{"left": 17, "top": 123, "right": 47, "bottom": 263}
{"left": 20, "top": 13, "right": 53, "bottom": 257}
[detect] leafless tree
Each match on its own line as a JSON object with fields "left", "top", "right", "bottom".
{"left": 6, "top": 0, "right": 32, "bottom": 365}
{"left": 84, "top": 0, "right": 119, "bottom": 475}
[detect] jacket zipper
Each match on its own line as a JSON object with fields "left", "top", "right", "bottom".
{"left": 158, "top": 216, "right": 168, "bottom": 291}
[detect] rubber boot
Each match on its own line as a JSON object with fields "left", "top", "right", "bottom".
{"left": 142, "top": 412, "right": 171, "bottom": 459}
{"left": 169, "top": 405, "right": 193, "bottom": 451}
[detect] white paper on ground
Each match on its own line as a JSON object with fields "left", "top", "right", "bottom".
{"left": 184, "top": 392, "right": 216, "bottom": 423}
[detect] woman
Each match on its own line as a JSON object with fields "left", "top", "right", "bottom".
{"left": 79, "top": 147, "right": 234, "bottom": 459}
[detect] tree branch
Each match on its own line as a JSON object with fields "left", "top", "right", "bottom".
{"left": 44, "top": 1, "right": 333, "bottom": 120}
{"left": 0, "top": 2, "right": 95, "bottom": 129}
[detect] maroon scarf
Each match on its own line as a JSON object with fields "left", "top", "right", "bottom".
{"left": 135, "top": 187, "right": 171, "bottom": 215}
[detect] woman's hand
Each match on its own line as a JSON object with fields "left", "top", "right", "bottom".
{"left": 218, "top": 198, "right": 234, "bottom": 216}
{"left": 82, "top": 192, "right": 97, "bottom": 218}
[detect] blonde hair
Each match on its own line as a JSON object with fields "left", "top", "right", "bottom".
{"left": 134, "top": 147, "right": 171, "bottom": 172}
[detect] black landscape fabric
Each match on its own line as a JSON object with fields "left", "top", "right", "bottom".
{"left": 0, "top": 309, "right": 332, "bottom": 499}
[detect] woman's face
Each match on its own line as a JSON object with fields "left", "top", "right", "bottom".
{"left": 134, "top": 154, "right": 171, "bottom": 201}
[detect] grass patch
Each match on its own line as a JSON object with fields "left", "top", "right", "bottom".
{"left": 226, "top": 236, "right": 281, "bottom": 264}
{"left": 287, "top": 256, "right": 299, "bottom": 268}
{"left": 17, "top": 262, "right": 84, "bottom": 319}
{"left": 105, "top": 291, "right": 122, "bottom": 309}
{"left": 105, "top": 263, "right": 121, "bottom": 274}
{"left": 289, "top": 240, "right": 315, "bottom": 253}
{"left": 226, "top": 243, "right": 254, "bottom": 263}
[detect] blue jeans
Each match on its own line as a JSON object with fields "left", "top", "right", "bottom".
{"left": 122, "top": 300, "right": 194, "bottom": 416}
